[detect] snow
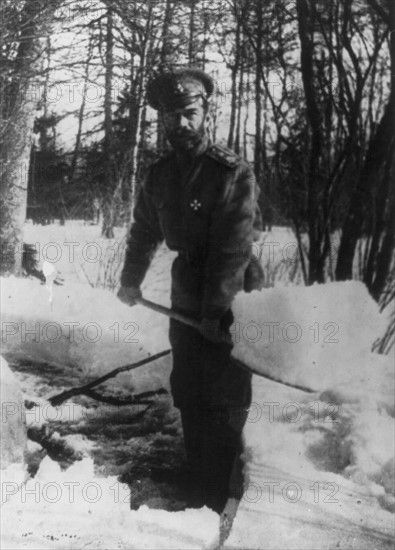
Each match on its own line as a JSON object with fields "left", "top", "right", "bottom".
{"left": 1, "top": 222, "right": 394, "bottom": 548}
{"left": 1, "top": 276, "right": 171, "bottom": 395}
{"left": 231, "top": 281, "right": 388, "bottom": 391}
{"left": 1, "top": 457, "right": 219, "bottom": 550}
{"left": 224, "top": 376, "right": 395, "bottom": 550}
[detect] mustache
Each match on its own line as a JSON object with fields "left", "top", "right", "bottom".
{"left": 172, "top": 128, "right": 200, "bottom": 139}
{"left": 165, "top": 125, "right": 205, "bottom": 149}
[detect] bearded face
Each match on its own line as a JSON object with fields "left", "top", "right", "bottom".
{"left": 161, "top": 98, "right": 207, "bottom": 152}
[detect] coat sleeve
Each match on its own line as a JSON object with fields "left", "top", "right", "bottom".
{"left": 201, "top": 161, "right": 257, "bottom": 319}
{"left": 120, "top": 167, "right": 163, "bottom": 288}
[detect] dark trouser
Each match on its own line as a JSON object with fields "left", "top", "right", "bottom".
{"left": 169, "top": 310, "right": 252, "bottom": 513}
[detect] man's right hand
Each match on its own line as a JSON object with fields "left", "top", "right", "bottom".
{"left": 117, "top": 286, "right": 142, "bottom": 307}
{"left": 199, "top": 318, "right": 233, "bottom": 346}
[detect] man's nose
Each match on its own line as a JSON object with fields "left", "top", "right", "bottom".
{"left": 176, "top": 114, "right": 189, "bottom": 128}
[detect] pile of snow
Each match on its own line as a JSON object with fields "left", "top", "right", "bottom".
{"left": 224, "top": 375, "right": 395, "bottom": 549}
{"left": 1, "top": 457, "right": 219, "bottom": 550}
{"left": 1, "top": 276, "right": 171, "bottom": 394}
{"left": 1, "top": 357, "right": 27, "bottom": 468}
{"left": 230, "top": 281, "right": 394, "bottom": 517}
{"left": 232, "top": 281, "right": 388, "bottom": 391}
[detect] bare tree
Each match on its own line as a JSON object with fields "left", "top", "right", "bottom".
{"left": 68, "top": 32, "right": 94, "bottom": 187}
{"left": 1, "top": 0, "right": 62, "bottom": 275}
{"left": 335, "top": 0, "right": 394, "bottom": 299}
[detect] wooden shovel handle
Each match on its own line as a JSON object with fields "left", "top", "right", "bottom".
{"left": 135, "top": 297, "right": 201, "bottom": 330}
{"left": 136, "top": 298, "right": 315, "bottom": 393}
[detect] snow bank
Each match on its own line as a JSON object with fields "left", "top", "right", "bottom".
{"left": 0, "top": 357, "right": 27, "bottom": 468}
{"left": 2, "top": 278, "right": 388, "bottom": 396}
{"left": 224, "top": 375, "right": 395, "bottom": 549}
{"left": 229, "top": 283, "right": 394, "bottom": 513}
{"left": 232, "top": 281, "right": 387, "bottom": 391}
{"left": 1, "top": 457, "right": 219, "bottom": 549}
{"left": 1, "top": 276, "right": 171, "bottom": 394}
{"left": 317, "top": 355, "right": 395, "bottom": 510}
{"left": 225, "top": 281, "right": 394, "bottom": 546}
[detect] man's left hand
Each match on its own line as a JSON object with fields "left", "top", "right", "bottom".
{"left": 199, "top": 318, "right": 232, "bottom": 345}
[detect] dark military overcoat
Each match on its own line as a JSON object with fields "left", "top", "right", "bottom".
{"left": 121, "top": 141, "right": 263, "bottom": 319}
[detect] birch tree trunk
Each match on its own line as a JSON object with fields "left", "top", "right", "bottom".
{"left": 129, "top": 1, "right": 154, "bottom": 204}
{"left": 227, "top": 14, "right": 241, "bottom": 149}
{"left": 0, "top": 0, "right": 60, "bottom": 275}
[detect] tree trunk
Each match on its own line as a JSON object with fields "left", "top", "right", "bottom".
{"left": 234, "top": 44, "right": 245, "bottom": 155}
{"left": 156, "top": 0, "right": 173, "bottom": 151}
{"left": 227, "top": 15, "right": 241, "bottom": 149}
{"left": 39, "top": 37, "right": 52, "bottom": 152}
{"left": 254, "top": 0, "right": 263, "bottom": 186}
{"left": 188, "top": 0, "right": 196, "bottom": 66}
{"left": 129, "top": 1, "right": 153, "bottom": 205}
{"left": 69, "top": 33, "right": 93, "bottom": 186}
{"left": 296, "top": 0, "right": 323, "bottom": 284}
{"left": 335, "top": 94, "right": 395, "bottom": 283}
{"left": 102, "top": 8, "right": 115, "bottom": 238}
{"left": 243, "top": 71, "right": 250, "bottom": 158}
{"left": 0, "top": 0, "right": 60, "bottom": 275}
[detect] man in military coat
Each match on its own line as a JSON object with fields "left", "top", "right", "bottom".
{"left": 118, "top": 68, "right": 264, "bottom": 513}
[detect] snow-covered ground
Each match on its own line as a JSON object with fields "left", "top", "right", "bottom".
{"left": 1, "top": 221, "right": 394, "bottom": 549}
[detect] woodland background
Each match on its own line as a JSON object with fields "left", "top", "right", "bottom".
{"left": 1, "top": 0, "right": 394, "bottom": 304}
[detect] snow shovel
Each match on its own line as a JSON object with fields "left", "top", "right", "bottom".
{"left": 49, "top": 296, "right": 314, "bottom": 406}
{"left": 135, "top": 297, "right": 315, "bottom": 393}
{"left": 135, "top": 297, "right": 201, "bottom": 330}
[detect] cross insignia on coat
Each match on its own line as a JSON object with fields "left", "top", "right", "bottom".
{"left": 190, "top": 199, "right": 202, "bottom": 211}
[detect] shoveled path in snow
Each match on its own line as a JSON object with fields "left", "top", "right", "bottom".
{"left": 6, "top": 354, "right": 192, "bottom": 512}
